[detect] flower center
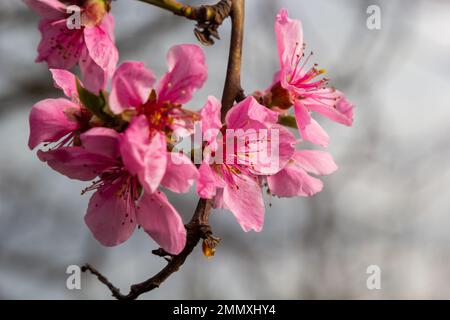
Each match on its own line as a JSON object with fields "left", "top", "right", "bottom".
{"left": 138, "top": 90, "right": 200, "bottom": 135}
{"left": 288, "top": 42, "right": 329, "bottom": 92}
{"left": 268, "top": 82, "right": 294, "bottom": 110}
{"left": 208, "top": 128, "right": 265, "bottom": 186}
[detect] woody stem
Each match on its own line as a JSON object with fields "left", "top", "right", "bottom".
{"left": 138, "top": 0, "right": 230, "bottom": 21}
{"left": 221, "top": 0, "right": 245, "bottom": 117}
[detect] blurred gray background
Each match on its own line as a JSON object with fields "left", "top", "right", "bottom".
{"left": 1, "top": 0, "right": 450, "bottom": 299}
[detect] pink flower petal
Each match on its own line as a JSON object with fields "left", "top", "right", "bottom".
{"left": 109, "top": 61, "right": 156, "bottom": 114}
{"left": 247, "top": 124, "right": 296, "bottom": 175}
{"left": 37, "top": 147, "right": 117, "bottom": 181}
{"left": 98, "top": 13, "right": 115, "bottom": 42}
{"left": 80, "top": 127, "right": 120, "bottom": 159}
{"left": 23, "top": 0, "right": 66, "bottom": 20}
{"left": 200, "top": 95, "right": 222, "bottom": 135}
{"left": 294, "top": 101, "right": 329, "bottom": 147}
{"left": 276, "top": 125, "right": 297, "bottom": 170}
{"left": 28, "top": 98, "right": 80, "bottom": 149}
{"left": 83, "top": 24, "right": 118, "bottom": 75}
{"left": 222, "top": 174, "right": 264, "bottom": 232}
{"left": 79, "top": 46, "right": 107, "bottom": 93}
{"left": 213, "top": 188, "right": 225, "bottom": 209}
{"left": 302, "top": 89, "right": 353, "bottom": 126}
{"left": 293, "top": 150, "right": 338, "bottom": 176}
{"left": 225, "top": 96, "right": 278, "bottom": 130}
{"left": 119, "top": 115, "right": 150, "bottom": 174}
{"left": 156, "top": 44, "right": 207, "bottom": 104}
{"left": 275, "top": 8, "right": 303, "bottom": 74}
{"left": 267, "top": 162, "right": 323, "bottom": 198}
{"left": 119, "top": 115, "right": 167, "bottom": 193}
{"left": 139, "top": 133, "right": 168, "bottom": 193}
{"left": 137, "top": 191, "right": 186, "bottom": 255}
{"left": 336, "top": 96, "right": 354, "bottom": 125}
{"left": 36, "top": 19, "right": 84, "bottom": 69}
{"left": 50, "top": 69, "right": 78, "bottom": 99}
{"left": 162, "top": 152, "right": 198, "bottom": 193}
{"left": 85, "top": 183, "right": 137, "bottom": 247}
{"left": 301, "top": 119, "right": 330, "bottom": 147}
{"left": 196, "top": 163, "right": 223, "bottom": 199}
{"left": 83, "top": 24, "right": 118, "bottom": 91}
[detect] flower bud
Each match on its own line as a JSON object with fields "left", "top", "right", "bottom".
{"left": 202, "top": 239, "right": 216, "bottom": 258}
{"left": 82, "top": 0, "right": 109, "bottom": 27}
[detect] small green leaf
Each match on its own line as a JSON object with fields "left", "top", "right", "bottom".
{"left": 278, "top": 115, "right": 297, "bottom": 129}
{"left": 76, "top": 79, "right": 112, "bottom": 123}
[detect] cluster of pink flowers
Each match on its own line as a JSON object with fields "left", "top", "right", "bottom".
{"left": 26, "top": 1, "right": 353, "bottom": 255}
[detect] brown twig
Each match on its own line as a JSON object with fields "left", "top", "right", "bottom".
{"left": 221, "top": 0, "right": 245, "bottom": 119}
{"left": 83, "top": 199, "right": 213, "bottom": 300}
{"left": 138, "top": 0, "right": 233, "bottom": 45}
{"left": 83, "top": 0, "right": 246, "bottom": 300}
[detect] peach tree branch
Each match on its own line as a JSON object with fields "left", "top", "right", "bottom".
{"left": 83, "top": 199, "right": 214, "bottom": 300}
{"left": 138, "top": 0, "right": 233, "bottom": 45}
{"left": 220, "top": 0, "right": 245, "bottom": 118}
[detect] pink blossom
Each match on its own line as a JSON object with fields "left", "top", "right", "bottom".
{"left": 268, "top": 8, "right": 354, "bottom": 146}
{"left": 39, "top": 125, "right": 193, "bottom": 254}
{"left": 103, "top": 46, "right": 206, "bottom": 193}
{"left": 28, "top": 69, "right": 89, "bottom": 150}
{"left": 119, "top": 115, "right": 198, "bottom": 194}
{"left": 24, "top": 0, "right": 118, "bottom": 93}
{"left": 30, "top": 64, "right": 199, "bottom": 194}
{"left": 197, "top": 96, "right": 296, "bottom": 232}
{"left": 30, "top": 68, "right": 196, "bottom": 252}
{"left": 109, "top": 45, "right": 207, "bottom": 135}
{"left": 267, "top": 150, "right": 338, "bottom": 197}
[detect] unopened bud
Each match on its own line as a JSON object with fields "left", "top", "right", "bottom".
{"left": 82, "top": 0, "right": 108, "bottom": 27}
{"left": 202, "top": 240, "right": 216, "bottom": 258}
{"left": 202, "top": 235, "right": 221, "bottom": 258}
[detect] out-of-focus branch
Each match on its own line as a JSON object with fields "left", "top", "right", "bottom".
{"left": 138, "top": 0, "right": 232, "bottom": 45}
{"left": 83, "top": 0, "right": 246, "bottom": 300}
